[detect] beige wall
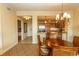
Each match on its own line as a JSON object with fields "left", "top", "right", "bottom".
{"left": 73, "top": 10, "right": 79, "bottom": 36}
{"left": 0, "top": 4, "right": 18, "bottom": 54}
{"left": 27, "top": 20, "right": 32, "bottom": 36}
{"left": 0, "top": 4, "right": 3, "bottom": 49}
{"left": 22, "top": 19, "right": 32, "bottom": 39}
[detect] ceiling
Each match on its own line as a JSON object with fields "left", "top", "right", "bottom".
{"left": 5, "top": 3, "right": 79, "bottom": 11}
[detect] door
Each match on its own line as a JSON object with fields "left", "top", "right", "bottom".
{"left": 17, "top": 20, "right": 21, "bottom": 42}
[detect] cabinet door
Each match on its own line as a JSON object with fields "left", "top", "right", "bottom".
{"left": 56, "top": 20, "right": 65, "bottom": 28}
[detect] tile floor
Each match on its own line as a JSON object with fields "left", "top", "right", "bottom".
{"left": 2, "top": 37, "right": 39, "bottom": 56}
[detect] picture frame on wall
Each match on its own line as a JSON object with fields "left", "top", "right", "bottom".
{"left": 24, "top": 23, "right": 27, "bottom": 33}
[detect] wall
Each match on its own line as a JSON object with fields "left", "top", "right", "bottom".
{"left": 0, "top": 4, "right": 18, "bottom": 54}
{"left": 27, "top": 19, "right": 32, "bottom": 37}
{"left": 0, "top": 4, "right": 3, "bottom": 50}
{"left": 73, "top": 10, "right": 79, "bottom": 36}
{"left": 23, "top": 19, "right": 32, "bottom": 39}
{"left": 67, "top": 13, "right": 73, "bottom": 42}
{"left": 16, "top": 11, "right": 58, "bottom": 16}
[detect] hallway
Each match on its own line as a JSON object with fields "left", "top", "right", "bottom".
{"left": 20, "top": 36, "right": 32, "bottom": 44}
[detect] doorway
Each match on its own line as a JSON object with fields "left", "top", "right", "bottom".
{"left": 17, "top": 16, "right": 32, "bottom": 44}
{"left": 17, "top": 20, "right": 21, "bottom": 42}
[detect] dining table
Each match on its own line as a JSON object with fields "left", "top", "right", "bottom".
{"left": 45, "top": 38, "right": 79, "bottom": 56}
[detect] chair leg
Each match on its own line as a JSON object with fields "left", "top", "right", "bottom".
{"left": 48, "top": 48, "right": 52, "bottom": 56}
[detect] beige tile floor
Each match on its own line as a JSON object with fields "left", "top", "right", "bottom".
{"left": 20, "top": 36, "right": 32, "bottom": 44}
{"left": 2, "top": 37, "right": 39, "bottom": 56}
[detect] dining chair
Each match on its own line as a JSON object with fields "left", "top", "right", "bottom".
{"left": 73, "top": 36, "right": 79, "bottom": 55}
{"left": 52, "top": 46, "right": 78, "bottom": 56}
{"left": 73, "top": 36, "right": 79, "bottom": 47}
{"left": 38, "top": 35, "right": 49, "bottom": 56}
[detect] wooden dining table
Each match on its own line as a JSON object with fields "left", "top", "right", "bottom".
{"left": 45, "top": 38, "right": 79, "bottom": 56}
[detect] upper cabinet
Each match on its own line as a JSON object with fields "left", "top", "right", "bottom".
{"left": 37, "top": 16, "right": 66, "bottom": 40}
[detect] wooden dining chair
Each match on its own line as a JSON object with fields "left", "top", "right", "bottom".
{"left": 38, "top": 35, "right": 49, "bottom": 56}
{"left": 73, "top": 36, "right": 79, "bottom": 54}
{"left": 73, "top": 36, "right": 79, "bottom": 47}
{"left": 52, "top": 46, "right": 78, "bottom": 56}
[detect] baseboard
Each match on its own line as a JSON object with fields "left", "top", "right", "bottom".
{"left": 0, "top": 42, "right": 18, "bottom": 55}
{"left": 32, "top": 41, "right": 37, "bottom": 44}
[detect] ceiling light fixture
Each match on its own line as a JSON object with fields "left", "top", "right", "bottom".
{"left": 56, "top": 0, "right": 71, "bottom": 21}
{"left": 23, "top": 16, "right": 31, "bottom": 20}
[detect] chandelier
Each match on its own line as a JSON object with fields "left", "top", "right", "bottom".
{"left": 56, "top": 12, "right": 71, "bottom": 20}
{"left": 23, "top": 16, "right": 31, "bottom": 20}
{"left": 56, "top": 2, "right": 71, "bottom": 21}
